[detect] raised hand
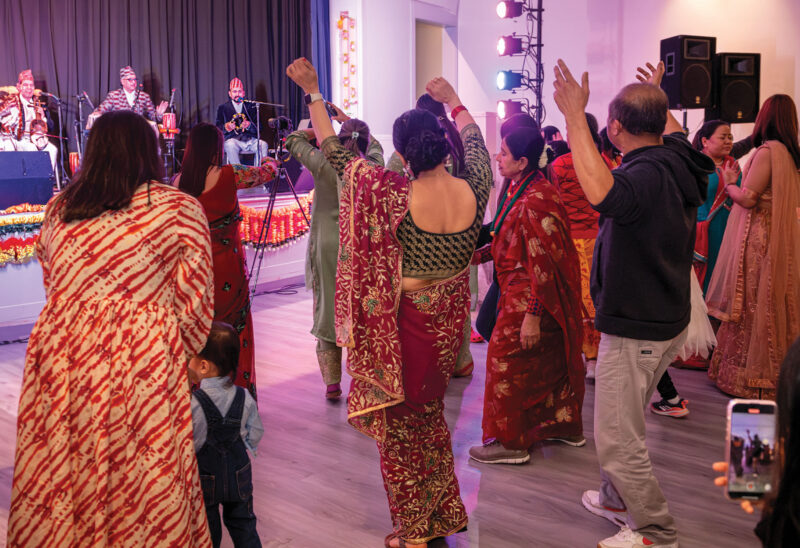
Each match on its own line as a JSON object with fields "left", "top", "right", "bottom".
{"left": 286, "top": 58, "right": 320, "bottom": 94}
{"left": 553, "top": 59, "right": 589, "bottom": 121}
{"left": 156, "top": 101, "right": 169, "bottom": 117}
{"left": 720, "top": 158, "right": 741, "bottom": 186}
{"left": 636, "top": 61, "right": 665, "bottom": 87}
{"left": 425, "top": 77, "right": 458, "bottom": 107}
{"left": 328, "top": 102, "right": 350, "bottom": 123}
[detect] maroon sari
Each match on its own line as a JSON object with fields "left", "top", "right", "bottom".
{"left": 483, "top": 172, "right": 584, "bottom": 449}
{"left": 335, "top": 158, "right": 469, "bottom": 542}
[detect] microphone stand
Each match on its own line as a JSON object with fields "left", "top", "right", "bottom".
{"left": 242, "top": 99, "right": 284, "bottom": 166}
{"left": 52, "top": 95, "right": 66, "bottom": 189}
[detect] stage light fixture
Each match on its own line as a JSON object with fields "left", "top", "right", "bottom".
{"left": 496, "top": 1, "right": 524, "bottom": 19}
{"left": 497, "top": 99, "right": 525, "bottom": 120}
{"left": 496, "top": 70, "right": 525, "bottom": 91}
{"left": 497, "top": 35, "right": 524, "bottom": 56}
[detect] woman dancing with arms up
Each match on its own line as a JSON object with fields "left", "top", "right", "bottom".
{"left": 287, "top": 58, "right": 492, "bottom": 547}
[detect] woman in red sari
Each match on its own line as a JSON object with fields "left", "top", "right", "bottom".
{"left": 469, "top": 127, "right": 584, "bottom": 464}
{"left": 287, "top": 59, "right": 492, "bottom": 547}
{"left": 176, "top": 123, "right": 278, "bottom": 401}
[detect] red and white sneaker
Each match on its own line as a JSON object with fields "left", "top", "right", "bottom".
{"left": 650, "top": 398, "right": 689, "bottom": 418}
{"left": 599, "top": 526, "right": 679, "bottom": 548}
{"left": 581, "top": 490, "right": 627, "bottom": 527}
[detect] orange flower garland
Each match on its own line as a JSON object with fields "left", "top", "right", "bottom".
{"left": 239, "top": 191, "right": 313, "bottom": 249}
{"left": 0, "top": 236, "right": 37, "bottom": 267}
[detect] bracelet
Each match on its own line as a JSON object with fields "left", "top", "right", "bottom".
{"left": 451, "top": 105, "right": 467, "bottom": 119}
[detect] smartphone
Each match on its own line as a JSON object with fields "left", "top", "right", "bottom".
{"left": 725, "top": 399, "right": 777, "bottom": 500}
{"left": 325, "top": 101, "right": 338, "bottom": 118}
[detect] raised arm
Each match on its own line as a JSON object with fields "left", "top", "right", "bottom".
{"left": 231, "top": 158, "right": 279, "bottom": 190}
{"left": 553, "top": 59, "right": 614, "bottom": 205}
{"left": 426, "top": 77, "right": 491, "bottom": 189}
{"left": 725, "top": 146, "right": 770, "bottom": 209}
{"left": 635, "top": 62, "right": 683, "bottom": 135}
{"left": 287, "top": 58, "right": 356, "bottom": 179}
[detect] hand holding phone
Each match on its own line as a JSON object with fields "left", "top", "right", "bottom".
{"left": 724, "top": 399, "right": 777, "bottom": 501}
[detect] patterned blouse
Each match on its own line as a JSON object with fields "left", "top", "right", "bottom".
{"left": 322, "top": 123, "right": 492, "bottom": 279}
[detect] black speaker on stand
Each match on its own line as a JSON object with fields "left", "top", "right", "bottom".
{"left": 660, "top": 35, "right": 716, "bottom": 109}
{"left": 705, "top": 53, "right": 761, "bottom": 123}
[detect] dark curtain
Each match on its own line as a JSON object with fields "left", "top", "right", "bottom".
{"left": 310, "top": 0, "right": 331, "bottom": 101}
{"left": 0, "top": 0, "right": 312, "bottom": 155}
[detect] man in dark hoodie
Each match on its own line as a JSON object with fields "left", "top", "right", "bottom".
{"left": 553, "top": 60, "right": 713, "bottom": 548}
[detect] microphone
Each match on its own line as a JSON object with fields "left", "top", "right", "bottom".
{"left": 81, "top": 91, "right": 95, "bottom": 110}
{"left": 168, "top": 88, "right": 176, "bottom": 110}
{"left": 34, "top": 89, "right": 58, "bottom": 99}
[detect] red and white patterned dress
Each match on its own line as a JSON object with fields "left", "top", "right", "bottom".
{"left": 7, "top": 183, "right": 214, "bottom": 547}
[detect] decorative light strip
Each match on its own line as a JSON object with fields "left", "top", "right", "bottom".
{"left": 337, "top": 11, "right": 358, "bottom": 112}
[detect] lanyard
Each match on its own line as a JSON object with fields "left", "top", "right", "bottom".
{"left": 490, "top": 171, "right": 537, "bottom": 236}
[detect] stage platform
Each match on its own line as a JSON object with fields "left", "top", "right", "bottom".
{"left": 0, "top": 190, "right": 310, "bottom": 327}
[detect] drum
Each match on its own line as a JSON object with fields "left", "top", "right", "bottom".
{"left": 69, "top": 152, "right": 80, "bottom": 175}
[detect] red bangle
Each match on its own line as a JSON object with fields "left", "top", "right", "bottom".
{"left": 451, "top": 105, "right": 467, "bottom": 119}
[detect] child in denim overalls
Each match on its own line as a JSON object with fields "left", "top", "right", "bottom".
{"left": 189, "top": 321, "right": 264, "bottom": 547}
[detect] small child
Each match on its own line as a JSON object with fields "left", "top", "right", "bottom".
{"left": 189, "top": 321, "right": 264, "bottom": 548}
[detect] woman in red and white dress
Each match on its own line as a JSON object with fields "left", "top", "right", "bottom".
{"left": 7, "top": 111, "right": 214, "bottom": 547}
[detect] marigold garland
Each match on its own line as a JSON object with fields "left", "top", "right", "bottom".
{"left": 239, "top": 192, "right": 313, "bottom": 249}
{"left": 0, "top": 236, "right": 37, "bottom": 267}
{"left": 0, "top": 203, "right": 47, "bottom": 216}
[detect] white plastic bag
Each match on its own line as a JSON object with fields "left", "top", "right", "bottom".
{"left": 678, "top": 268, "right": 716, "bottom": 360}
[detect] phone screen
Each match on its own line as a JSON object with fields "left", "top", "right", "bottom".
{"left": 727, "top": 399, "right": 777, "bottom": 499}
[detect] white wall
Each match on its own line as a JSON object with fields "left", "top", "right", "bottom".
{"left": 457, "top": 0, "right": 800, "bottom": 142}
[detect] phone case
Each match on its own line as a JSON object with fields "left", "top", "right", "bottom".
{"left": 725, "top": 398, "right": 777, "bottom": 501}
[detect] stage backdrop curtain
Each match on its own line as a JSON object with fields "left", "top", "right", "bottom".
{"left": 310, "top": 0, "right": 331, "bottom": 101}
{"left": 0, "top": 0, "right": 312, "bottom": 155}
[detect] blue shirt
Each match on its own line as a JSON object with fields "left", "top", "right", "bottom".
{"left": 191, "top": 376, "right": 264, "bottom": 456}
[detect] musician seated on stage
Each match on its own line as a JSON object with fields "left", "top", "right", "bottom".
{"left": 0, "top": 69, "right": 58, "bottom": 172}
{"left": 215, "top": 77, "right": 268, "bottom": 165}
{"left": 91, "top": 66, "right": 167, "bottom": 122}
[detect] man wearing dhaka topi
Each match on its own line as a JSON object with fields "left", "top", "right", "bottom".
{"left": 215, "top": 77, "right": 268, "bottom": 164}
{"left": 92, "top": 66, "right": 167, "bottom": 122}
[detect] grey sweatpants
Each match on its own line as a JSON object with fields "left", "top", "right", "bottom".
{"left": 594, "top": 327, "right": 688, "bottom": 544}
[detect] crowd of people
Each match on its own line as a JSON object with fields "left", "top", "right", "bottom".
{"left": 4, "top": 50, "right": 800, "bottom": 548}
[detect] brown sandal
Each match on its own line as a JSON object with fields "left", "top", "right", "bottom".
{"left": 384, "top": 532, "right": 407, "bottom": 547}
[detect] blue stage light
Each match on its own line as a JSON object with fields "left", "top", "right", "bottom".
{"left": 496, "top": 70, "right": 524, "bottom": 90}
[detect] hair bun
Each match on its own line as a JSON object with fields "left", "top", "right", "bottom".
{"left": 404, "top": 129, "right": 448, "bottom": 174}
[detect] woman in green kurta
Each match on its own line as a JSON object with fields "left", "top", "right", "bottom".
{"left": 286, "top": 110, "right": 384, "bottom": 399}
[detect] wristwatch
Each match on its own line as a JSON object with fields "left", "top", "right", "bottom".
{"left": 304, "top": 92, "right": 324, "bottom": 105}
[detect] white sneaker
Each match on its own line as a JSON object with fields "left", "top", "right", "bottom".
{"left": 581, "top": 490, "right": 627, "bottom": 526}
{"left": 586, "top": 359, "right": 597, "bottom": 379}
{"left": 599, "top": 526, "right": 679, "bottom": 548}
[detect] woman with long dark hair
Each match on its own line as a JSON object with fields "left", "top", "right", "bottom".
{"left": 469, "top": 127, "right": 584, "bottom": 464}
{"left": 286, "top": 112, "right": 385, "bottom": 399}
{"left": 8, "top": 111, "right": 215, "bottom": 546}
{"left": 176, "top": 123, "right": 278, "bottom": 401}
{"left": 707, "top": 94, "right": 800, "bottom": 399}
{"left": 288, "top": 58, "right": 492, "bottom": 547}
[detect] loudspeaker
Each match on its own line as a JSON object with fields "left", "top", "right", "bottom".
{"left": 705, "top": 53, "right": 761, "bottom": 123}
{"left": 0, "top": 151, "right": 54, "bottom": 209}
{"left": 660, "top": 35, "right": 716, "bottom": 109}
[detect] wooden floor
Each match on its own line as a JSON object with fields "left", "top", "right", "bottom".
{"left": 0, "top": 282, "right": 760, "bottom": 548}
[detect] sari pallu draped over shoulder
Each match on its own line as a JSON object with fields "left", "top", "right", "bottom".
{"left": 334, "top": 157, "right": 407, "bottom": 440}
{"left": 706, "top": 141, "right": 800, "bottom": 393}
{"left": 485, "top": 175, "right": 585, "bottom": 448}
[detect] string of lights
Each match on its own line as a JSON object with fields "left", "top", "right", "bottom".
{"left": 495, "top": 1, "right": 545, "bottom": 126}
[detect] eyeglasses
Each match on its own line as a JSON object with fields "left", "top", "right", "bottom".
{"left": 123, "top": 77, "right": 137, "bottom": 82}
